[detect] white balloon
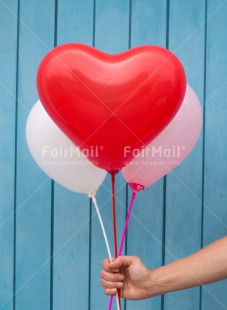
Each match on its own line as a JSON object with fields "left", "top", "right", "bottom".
{"left": 26, "top": 101, "right": 107, "bottom": 196}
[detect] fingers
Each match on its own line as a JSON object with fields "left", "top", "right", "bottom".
{"left": 100, "top": 263, "right": 125, "bottom": 296}
{"left": 100, "top": 270, "right": 124, "bottom": 282}
{"left": 104, "top": 288, "right": 117, "bottom": 296}
{"left": 100, "top": 279, "right": 123, "bottom": 289}
{"left": 100, "top": 270, "right": 124, "bottom": 293}
{"left": 101, "top": 278, "right": 123, "bottom": 297}
{"left": 100, "top": 256, "right": 139, "bottom": 296}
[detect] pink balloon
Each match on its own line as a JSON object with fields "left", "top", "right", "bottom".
{"left": 122, "top": 84, "right": 202, "bottom": 188}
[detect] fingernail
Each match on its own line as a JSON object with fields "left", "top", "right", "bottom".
{"left": 117, "top": 282, "right": 123, "bottom": 288}
{"left": 118, "top": 275, "right": 124, "bottom": 281}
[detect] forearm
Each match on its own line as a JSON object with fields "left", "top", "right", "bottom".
{"left": 148, "top": 236, "right": 227, "bottom": 297}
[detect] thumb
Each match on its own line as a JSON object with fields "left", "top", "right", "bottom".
{"left": 109, "top": 256, "right": 137, "bottom": 269}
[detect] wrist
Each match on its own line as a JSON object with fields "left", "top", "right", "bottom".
{"left": 146, "top": 266, "right": 174, "bottom": 298}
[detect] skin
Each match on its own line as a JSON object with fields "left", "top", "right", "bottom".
{"left": 100, "top": 236, "right": 227, "bottom": 300}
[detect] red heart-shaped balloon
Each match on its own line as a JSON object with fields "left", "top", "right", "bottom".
{"left": 37, "top": 43, "right": 186, "bottom": 172}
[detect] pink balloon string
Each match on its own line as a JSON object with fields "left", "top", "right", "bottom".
{"left": 108, "top": 182, "right": 144, "bottom": 310}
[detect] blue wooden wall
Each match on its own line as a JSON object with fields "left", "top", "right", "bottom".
{"left": 0, "top": 0, "right": 227, "bottom": 309}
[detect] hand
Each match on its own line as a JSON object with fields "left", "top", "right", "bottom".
{"left": 100, "top": 256, "right": 153, "bottom": 300}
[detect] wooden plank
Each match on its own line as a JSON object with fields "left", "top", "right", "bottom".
{"left": 0, "top": 1, "right": 18, "bottom": 309}
{"left": 15, "top": 1, "right": 55, "bottom": 309}
{"left": 90, "top": 1, "right": 130, "bottom": 308}
{"left": 126, "top": 1, "right": 167, "bottom": 309}
{"left": 53, "top": 186, "right": 91, "bottom": 310}
{"left": 57, "top": 0, "right": 94, "bottom": 45}
{"left": 202, "top": 0, "right": 227, "bottom": 309}
{"left": 130, "top": 0, "right": 167, "bottom": 48}
{"left": 164, "top": 1, "right": 205, "bottom": 309}
{"left": 94, "top": 0, "right": 130, "bottom": 54}
{"left": 52, "top": 1, "right": 94, "bottom": 309}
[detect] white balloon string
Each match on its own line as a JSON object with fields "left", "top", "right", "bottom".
{"left": 91, "top": 195, "right": 121, "bottom": 310}
{"left": 92, "top": 196, "right": 112, "bottom": 260}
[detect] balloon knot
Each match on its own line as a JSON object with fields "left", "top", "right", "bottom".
{"left": 107, "top": 170, "right": 119, "bottom": 176}
{"left": 129, "top": 182, "right": 145, "bottom": 193}
{"left": 88, "top": 190, "right": 96, "bottom": 198}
